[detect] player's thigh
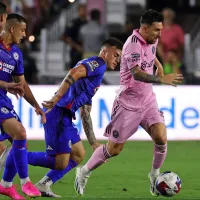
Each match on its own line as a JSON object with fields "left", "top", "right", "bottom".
{"left": 2, "top": 118, "right": 26, "bottom": 140}
{"left": 140, "top": 102, "right": 166, "bottom": 145}
{"left": 104, "top": 101, "right": 141, "bottom": 144}
{"left": 0, "top": 107, "right": 25, "bottom": 139}
{"left": 70, "top": 141, "right": 85, "bottom": 164}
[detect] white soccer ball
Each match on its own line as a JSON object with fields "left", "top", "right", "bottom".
{"left": 155, "top": 171, "right": 181, "bottom": 197}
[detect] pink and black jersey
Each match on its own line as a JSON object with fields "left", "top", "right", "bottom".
{"left": 119, "top": 29, "right": 158, "bottom": 110}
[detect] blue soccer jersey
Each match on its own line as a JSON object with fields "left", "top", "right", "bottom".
{"left": 44, "top": 56, "right": 106, "bottom": 155}
{"left": 57, "top": 56, "right": 106, "bottom": 114}
{"left": 0, "top": 43, "right": 24, "bottom": 110}
{"left": 0, "top": 43, "right": 24, "bottom": 126}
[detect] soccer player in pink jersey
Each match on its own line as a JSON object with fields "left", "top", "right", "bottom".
{"left": 74, "top": 9, "right": 183, "bottom": 197}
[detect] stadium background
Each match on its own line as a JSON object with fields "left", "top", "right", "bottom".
{"left": 1, "top": 0, "right": 200, "bottom": 199}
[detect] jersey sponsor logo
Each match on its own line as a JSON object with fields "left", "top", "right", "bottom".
{"left": 13, "top": 52, "right": 19, "bottom": 60}
{"left": 0, "top": 61, "right": 15, "bottom": 74}
{"left": 141, "top": 59, "right": 154, "bottom": 70}
{"left": 1, "top": 107, "right": 9, "bottom": 114}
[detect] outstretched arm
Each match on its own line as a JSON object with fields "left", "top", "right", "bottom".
{"left": 42, "top": 64, "right": 87, "bottom": 112}
{"left": 130, "top": 66, "right": 161, "bottom": 83}
{"left": 80, "top": 104, "right": 100, "bottom": 151}
{"left": 130, "top": 66, "right": 183, "bottom": 86}
{"left": 13, "top": 75, "right": 46, "bottom": 123}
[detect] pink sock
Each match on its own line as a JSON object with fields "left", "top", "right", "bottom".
{"left": 153, "top": 143, "right": 167, "bottom": 169}
{"left": 87, "top": 144, "right": 111, "bottom": 171}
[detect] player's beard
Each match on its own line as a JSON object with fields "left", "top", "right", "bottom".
{"left": 146, "top": 38, "right": 156, "bottom": 44}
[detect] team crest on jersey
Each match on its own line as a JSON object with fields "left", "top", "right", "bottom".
{"left": 152, "top": 46, "right": 155, "bottom": 54}
{"left": 112, "top": 130, "right": 119, "bottom": 138}
{"left": 0, "top": 61, "right": 2, "bottom": 70}
{"left": 13, "top": 52, "right": 19, "bottom": 60}
{"left": 1, "top": 107, "right": 9, "bottom": 114}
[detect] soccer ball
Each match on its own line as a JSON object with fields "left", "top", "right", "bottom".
{"left": 155, "top": 171, "right": 181, "bottom": 197}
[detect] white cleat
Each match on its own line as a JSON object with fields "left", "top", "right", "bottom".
{"left": 148, "top": 173, "right": 160, "bottom": 197}
{"left": 74, "top": 166, "right": 90, "bottom": 196}
{"left": 35, "top": 182, "right": 61, "bottom": 198}
{"left": 0, "top": 146, "right": 11, "bottom": 171}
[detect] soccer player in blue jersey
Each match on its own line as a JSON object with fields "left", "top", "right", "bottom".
{"left": 0, "top": 13, "right": 46, "bottom": 199}
{"left": 26, "top": 38, "right": 123, "bottom": 197}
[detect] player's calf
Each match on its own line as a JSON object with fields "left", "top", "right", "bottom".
{"left": 107, "top": 140, "right": 124, "bottom": 157}
{"left": 55, "top": 154, "right": 70, "bottom": 170}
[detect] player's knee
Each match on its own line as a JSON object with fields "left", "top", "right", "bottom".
{"left": 154, "top": 134, "right": 167, "bottom": 145}
{"left": 13, "top": 126, "right": 26, "bottom": 140}
{"left": 107, "top": 144, "right": 123, "bottom": 157}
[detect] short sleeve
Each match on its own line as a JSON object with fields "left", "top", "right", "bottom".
{"left": 12, "top": 50, "right": 24, "bottom": 76}
{"left": 78, "top": 58, "right": 106, "bottom": 77}
{"left": 85, "top": 99, "right": 92, "bottom": 105}
{"left": 124, "top": 42, "right": 141, "bottom": 69}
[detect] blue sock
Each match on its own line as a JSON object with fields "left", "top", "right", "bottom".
{"left": 2, "top": 149, "right": 17, "bottom": 182}
{"left": 28, "top": 152, "right": 56, "bottom": 169}
{"left": 12, "top": 140, "right": 28, "bottom": 179}
{"left": 46, "top": 159, "right": 78, "bottom": 183}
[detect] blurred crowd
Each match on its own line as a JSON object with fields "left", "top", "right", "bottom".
{"left": 61, "top": 4, "right": 186, "bottom": 79}
{"left": 1, "top": 0, "right": 70, "bottom": 36}
{"left": 0, "top": 1, "right": 186, "bottom": 84}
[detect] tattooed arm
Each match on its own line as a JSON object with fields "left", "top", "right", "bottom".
{"left": 80, "top": 104, "right": 99, "bottom": 150}
{"left": 130, "top": 65, "right": 183, "bottom": 86}
{"left": 130, "top": 65, "right": 161, "bottom": 83}
{"left": 42, "top": 64, "right": 87, "bottom": 111}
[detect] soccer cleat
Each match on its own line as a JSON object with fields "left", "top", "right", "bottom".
{"left": 35, "top": 182, "right": 61, "bottom": 198}
{"left": 148, "top": 173, "right": 160, "bottom": 196}
{"left": 0, "top": 146, "right": 11, "bottom": 171}
{"left": 74, "top": 166, "right": 90, "bottom": 196}
{"left": 0, "top": 184, "right": 25, "bottom": 200}
{"left": 22, "top": 181, "right": 41, "bottom": 197}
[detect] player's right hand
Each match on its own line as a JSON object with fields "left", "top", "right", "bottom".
{"left": 160, "top": 73, "right": 183, "bottom": 87}
{"left": 42, "top": 95, "right": 60, "bottom": 114}
{"left": 5, "top": 82, "right": 24, "bottom": 99}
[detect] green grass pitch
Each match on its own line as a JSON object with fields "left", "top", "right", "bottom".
{"left": 0, "top": 140, "right": 200, "bottom": 199}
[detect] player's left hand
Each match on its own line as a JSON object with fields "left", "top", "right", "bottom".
{"left": 35, "top": 106, "right": 46, "bottom": 124}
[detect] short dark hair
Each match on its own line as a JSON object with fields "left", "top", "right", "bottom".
{"left": 0, "top": 2, "right": 6, "bottom": 15}
{"left": 7, "top": 13, "right": 26, "bottom": 23}
{"left": 140, "top": 9, "right": 163, "bottom": 25}
{"left": 101, "top": 37, "right": 123, "bottom": 50}
{"left": 90, "top": 9, "right": 100, "bottom": 21}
